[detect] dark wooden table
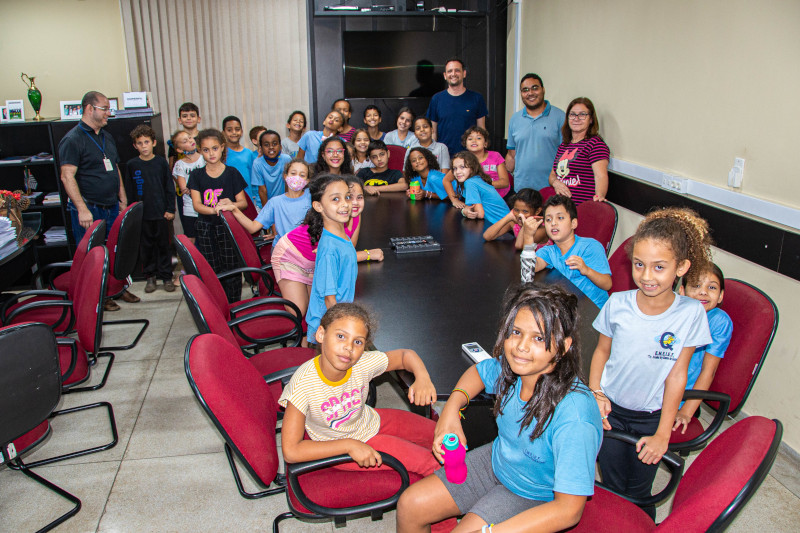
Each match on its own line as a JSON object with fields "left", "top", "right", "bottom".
{"left": 0, "top": 212, "right": 42, "bottom": 292}
{"left": 355, "top": 193, "right": 600, "bottom": 394}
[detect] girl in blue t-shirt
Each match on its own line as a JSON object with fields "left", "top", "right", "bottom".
{"left": 403, "top": 147, "right": 447, "bottom": 201}
{"left": 312, "top": 136, "right": 353, "bottom": 176}
{"left": 452, "top": 151, "right": 510, "bottom": 225}
{"left": 215, "top": 158, "right": 311, "bottom": 242}
{"left": 589, "top": 207, "right": 713, "bottom": 519}
{"left": 397, "top": 284, "right": 603, "bottom": 532}
{"left": 304, "top": 174, "right": 359, "bottom": 346}
{"left": 675, "top": 262, "right": 733, "bottom": 432}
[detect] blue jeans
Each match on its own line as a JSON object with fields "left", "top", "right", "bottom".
{"left": 68, "top": 201, "right": 118, "bottom": 245}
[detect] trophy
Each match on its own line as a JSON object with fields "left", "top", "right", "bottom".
{"left": 21, "top": 73, "right": 42, "bottom": 121}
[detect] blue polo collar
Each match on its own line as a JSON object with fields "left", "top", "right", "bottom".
{"left": 522, "top": 101, "right": 552, "bottom": 120}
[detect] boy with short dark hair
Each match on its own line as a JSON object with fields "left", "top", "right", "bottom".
{"left": 356, "top": 140, "right": 406, "bottom": 196}
{"left": 249, "top": 126, "right": 267, "bottom": 155}
{"left": 532, "top": 194, "right": 611, "bottom": 307}
{"left": 127, "top": 124, "right": 176, "bottom": 293}
{"left": 168, "top": 102, "right": 202, "bottom": 169}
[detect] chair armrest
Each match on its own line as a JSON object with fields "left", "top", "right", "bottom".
{"left": 2, "top": 291, "right": 72, "bottom": 332}
{"left": 56, "top": 337, "right": 79, "bottom": 383}
{"left": 32, "top": 261, "right": 73, "bottom": 289}
{"left": 286, "top": 452, "right": 410, "bottom": 519}
{"left": 217, "top": 266, "right": 275, "bottom": 295}
{"left": 230, "top": 297, "right": 301, "bottom": 319}
{"left": 668, "top": 390, "right": 731, "bottom": 453}
{"left": 596, "top": 430, "right": 685, "bottom": 507}
{"left": 1, "top": 289, "right": 69, "bottom": 318}
{"left": 254, "top": 235, "right": 274, "bottom": 247}
{"left": 228, "top": 306, "right": 304, "bottom": 348}
{"left": 264, "top": 366, "right": 300, "bottom": 387}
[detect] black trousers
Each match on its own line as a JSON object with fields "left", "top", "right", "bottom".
{"left": 195, "top": 219, "right": 241, "bottom": 303}
{"left": 597, "top": 401, "right": 662, "bottom": 520}
{"left": 141, "top": 219, "right": 172, "bottom": 281}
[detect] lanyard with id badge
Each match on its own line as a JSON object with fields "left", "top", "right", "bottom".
{"left": 80, "top": 124, "right": 114, "bottom": 171}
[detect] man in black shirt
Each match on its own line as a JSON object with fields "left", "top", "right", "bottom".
{"left": 58, "top": 91, "right": 139, "bottom": 309}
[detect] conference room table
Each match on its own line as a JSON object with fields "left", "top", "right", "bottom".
{"left": 354, "top": 193, "right": 601, "bottom": 446}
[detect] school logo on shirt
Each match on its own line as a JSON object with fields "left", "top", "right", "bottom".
{"left": 656, "top": 331, "right": 679, "bottom": 350}
{"left": 650, "top": 331, "right": 681, "bottom": 361}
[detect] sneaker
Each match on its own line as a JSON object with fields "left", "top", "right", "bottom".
{"left": 145, "top": 277, "right": 157, "bottom": 293}
{"left": 120, "top": 290, "right": 141, "bottom": 303}
{"left": 163, "top": 279, "right": 176, "bottom": 292}
{"left": 103, "top": 299, "right": 121, "bottom": 312}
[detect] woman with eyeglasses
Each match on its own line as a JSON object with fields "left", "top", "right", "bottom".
{"left": 548, "top": 97, "right": 610, "bottom": 204}
{"left": 313, "top": 136, "right": 354, "bottom": 176}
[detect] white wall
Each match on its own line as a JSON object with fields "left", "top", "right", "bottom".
{"left": 0, "top": 0, "right": 130, "bottom": 120}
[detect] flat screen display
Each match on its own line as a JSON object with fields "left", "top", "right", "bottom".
{"left": 343, "top": 31, "right": 458, "bottom": 98}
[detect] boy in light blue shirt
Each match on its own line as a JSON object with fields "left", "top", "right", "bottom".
{"left": 534, "top": 195, "right": 612, "bottom": 307}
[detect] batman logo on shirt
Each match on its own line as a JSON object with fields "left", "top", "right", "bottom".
{"left": 364, "top": 178, "right": 389, "bottom": 187}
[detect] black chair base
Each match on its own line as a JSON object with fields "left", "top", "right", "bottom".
{"left": 224, "top": 443, "right": 286, "bottom": 499}
{"left": 9, "top": 401, "right": 118, "bottom": 469}
{"left": 12, "top": 461, "right": 82, "bottom": 533}
{"left": 101, "top": 318, "right": 149, "bottom": 351}
{"left": 65, "top": 352, "right": 114, "bottom": 393}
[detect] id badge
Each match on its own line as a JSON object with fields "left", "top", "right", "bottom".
{"left": 103, "top": 157, "right": 113, "bottom": 171}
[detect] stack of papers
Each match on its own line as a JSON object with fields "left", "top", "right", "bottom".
{"left": 114, "top": 107, "right": 154, "bottom": 118}
{"left": 0, "top": 217, "right": 18, "bottom": 255}
{"left": 43, "top": 226, "right": 67, "bottom": 244}
{"left": 43, "top": 192, "right": 61, "bottom": 205}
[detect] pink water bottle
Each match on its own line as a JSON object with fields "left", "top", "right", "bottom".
{"left": 441, "top": 433, "right": 468, "bottom": 484}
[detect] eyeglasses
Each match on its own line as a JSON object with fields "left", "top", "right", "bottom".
{"left": 92, "top": 105, "right": 111, "bottom": 112}
{"left": 325, "top": 149, "right": 344, "bottom": 156}
{"left": 569, "top": 112, "right": 590, "bottom": 120}
{"left": 520, "top": 85, "right": 541, "bottom": 93}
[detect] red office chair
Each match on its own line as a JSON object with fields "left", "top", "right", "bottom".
{"left": 387, "top": 144, "right": 407, "bottom": 171}
{"left": 5, "top": 246, "right": 117, "bottom": 393}
{"left": 180, "top": 275, "right": 314, "bottom": 408}
{"left": 669, "top": 279, "right": 778, "bottom": 454}
{"left": 185, "top": 332, "right": 410, "bottom": 531}
{"left": 101, "top": 202, "right": 150, "bottom": 351}
{"left": 608, "top": 237, "right": 637, "bottom": 293}
{"left": 539, "top": 186, "right": 557, "bottom": 202}
{"left": 1, "top": 220, "right": 106, "bottom": 333}
{"left": 220, "top": 210, "right": 278, "bottom": 297}
{"left": 2, "top": 321, "right": 117, "bottom": 495}
{"left": 576, "top": 201, "right": 618, "bottom": 255}
{"left": 570, "top": 416, "right": 782, "bottom": 532}
{"left": 242, "top": 192, "right": 259, "bottom": 221}
{"left": 175, "top": 235, "right": 302, "bottom": 352}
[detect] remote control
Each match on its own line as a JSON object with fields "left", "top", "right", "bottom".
{"left": 462, "top": 342, "right": 491, "bottom": 364}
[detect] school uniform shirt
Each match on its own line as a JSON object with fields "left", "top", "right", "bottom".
{"left": 383, "top": 130, "right": 419, "bottom": 149}
{"left": 461, "top": 176, "right": 510, "bottom": 225}
{"left": 226, "top": 147, "right": 257, "bottom": 206}
{"left": 305, "top": 229, "right": 358, "bottom": 344}
{"left": 593, "top": 290, "right": 712, "bottom": 412}
{"left": 537, "top": 236, "right": 612, "bottom": 308}
{"left": 686, "top": 307, "right": 733, "bottom": 390}
{"left": 125, "top": 156, "right": 175, "bottom": 220}
{"left": 255, "top": 190, "right": 311, "bottom": 243}
{"left": 187, "top": 166, "right": 247, "bottom": 225}
{"left": 278, "top": 351, "right": 389, "bottom": 442}
{"left": 281, "top": 137, "right": 300, "bottom": 158}
{"left": 403, "top": 141, "right": 451, "bottom": 170}
{"left": 173, "top": 156, "right": 205, "bottom": 217}
{"left": 298, "top": 130, "right": 337, "bottom": 163}
{"left": 252, "top": 153, "right": 292, "bottom": 202}
{"left": 477, "top": 358, "right": 603, "bottom": 501}
{"left": 421, "top": 170, "right": 448, "bottom": 200}
{"left": 356, "top": 168, "right": 404, "bottom": 187}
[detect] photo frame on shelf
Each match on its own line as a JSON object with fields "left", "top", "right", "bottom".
{"left": 108, "top": 97, "right": 119, "bottom": 117}
{"left": 0, "top": 106, "right": 7, "bottom": 123}
{"left": 5, "top": 100, "right": 25, "bottom": 122}
{"left": 60, "top": 100, "right": 83, "bottom": 121}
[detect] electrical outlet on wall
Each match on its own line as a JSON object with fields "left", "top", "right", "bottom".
{"left": 661, "top": 174, "right": 689, "bottom": 194}
{"left": 728, "top": 158, "right": 745, "bottom": 188}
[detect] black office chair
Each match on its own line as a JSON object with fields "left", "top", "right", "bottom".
{"left": 0, "top": 323, "right": 81, "bottom": 531}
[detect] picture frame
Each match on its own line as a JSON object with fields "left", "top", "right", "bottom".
{"left": 108, "top": 97, "right": 119, "bottom": 117}
{"left": 0, "top": 106, "right": 7, "bottom": 123}
{"left": 60, "top": 100, "right": 83, "bottom": 121}
{"left": 5, "top": 100, "right": 25, "bottom": 122}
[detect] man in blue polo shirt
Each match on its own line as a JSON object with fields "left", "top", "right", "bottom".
{"left": 505, "top": 74, "right": 566, "bottom": 191}
{"left": 59, "top": 90, "right": 139, "bottom": 310}
{"left": 426, "top": 58, "right": 488, "bottom": 158}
